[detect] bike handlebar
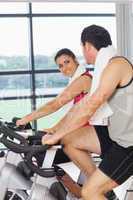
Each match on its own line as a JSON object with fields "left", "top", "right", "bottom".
{"left": 0, "top": 121, "right": 47, "bottom": 153}
{"left": 0, "top": 122, "right": 28, "bottom": 145}
{"left": 0, "top": 120, "right": 58, "bottom": 178}
{"left": 25, "top": 144, "right": 56, "bottom": 177}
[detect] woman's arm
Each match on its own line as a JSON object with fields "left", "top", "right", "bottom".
{"left": 17, "top": 75, "right": 91, "bottom": 126}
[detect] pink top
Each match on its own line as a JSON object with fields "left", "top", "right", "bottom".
{"left": 73, "top": 71, "right": 92, "bottom": 104}
{"left": 73, "top": 71, "right": 92, "bottom": 126}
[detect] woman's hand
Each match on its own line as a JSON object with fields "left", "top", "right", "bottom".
{"left": 42, "top": 133, "right": 61, "bottom": 145}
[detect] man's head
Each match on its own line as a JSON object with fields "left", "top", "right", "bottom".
{"left": 81, "top": 25, "right": 112, "bottom": 64}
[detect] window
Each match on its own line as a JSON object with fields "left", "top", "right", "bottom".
{"left": 0, "top": 2, "right": 116, "bottom": 139}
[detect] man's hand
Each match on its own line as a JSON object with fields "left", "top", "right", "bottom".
{"left": 16, "top": 118, "right": 27, "bottom": 126}
{"left": 43, "top": 127, "right": 56, "bottom": 134}
{"left": 42, "top": 133, "right": 61, "bottom": 145}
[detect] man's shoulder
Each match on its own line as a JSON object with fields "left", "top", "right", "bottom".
{"left": 105, "top": 56, "right": 132, "bottom": 74}
{"left": 104, "top": 57, "right": 122, "bottom": 74}
{"left": 109, "top": 56, "right": 132, "bottom": 67}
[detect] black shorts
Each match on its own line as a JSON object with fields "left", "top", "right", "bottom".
{"left": 94, "top": 125, "right": 133, "bottom": 185}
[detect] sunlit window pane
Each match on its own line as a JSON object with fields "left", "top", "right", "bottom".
{"left": 0, "top": 18, "right": 29, "bottom": 71}
{"left": 32, "top": 2, "right": 115, "bottom": 14}
{"left": 0, "top": 75, "right": 31, "bottom": 98}
{"left": 33, "top": 16, "right": 116, "bottom": 69}
{"left": 0, "top": 3, "right": 28, "bottom": 14}
{"left": 0, "top": 99, "right": 31, "bottom": 122}
{"left": 37, "top": 97, "right": 70, "bottom": 129}
{"left": 35, "top": 73, "right": 69, "bottom": 96}
{"left": 34, "top": 55, "right": 57, "bottom": 69}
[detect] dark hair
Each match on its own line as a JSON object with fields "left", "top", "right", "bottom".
{"left": 55, "top": 48, "right": 76, "bottom": 62}
{"left": 81, "top": 25, "right": 112, "bottom": 50}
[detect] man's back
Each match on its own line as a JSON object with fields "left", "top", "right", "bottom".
{"left": 108, "top": 57, "right": 133, "bottom": 147}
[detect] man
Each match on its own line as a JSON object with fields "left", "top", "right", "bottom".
{"left": 42, "top": 25, "right": 133, "bottom": 200}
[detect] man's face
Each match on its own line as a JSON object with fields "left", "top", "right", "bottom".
{"left": 82, "top": 42, "right": 97, "bottom": 65}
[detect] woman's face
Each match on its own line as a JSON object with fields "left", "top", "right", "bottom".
{"left": 56, "top": 55, "right": 78, "bottom": 77}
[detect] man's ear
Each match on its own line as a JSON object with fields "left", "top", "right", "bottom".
{"left": 87, "top": 42, "right": 98, "bottom": 54}
{"left": 85, "top": 42, "right": 92, "bottom": 52}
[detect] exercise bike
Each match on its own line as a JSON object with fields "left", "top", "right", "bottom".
{"left": 0, "top": 120, "right": 69, "bottom": 200}
{"left": 0, "top": 119, "right": 34, "bottom": 200}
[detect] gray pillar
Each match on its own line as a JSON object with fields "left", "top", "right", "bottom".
{"left": 116, "top": 3, "right": 133, "bottom": 61}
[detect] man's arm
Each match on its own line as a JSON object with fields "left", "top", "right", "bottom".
{"left": 43, "top": 60, "right": 123, "bottom": 145}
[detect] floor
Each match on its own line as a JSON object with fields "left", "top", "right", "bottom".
{"left": 58, "top": 161, "right": 133, "bottom": 200}
{"left": 1, "top": 156, "right": 133, "bottom": 200}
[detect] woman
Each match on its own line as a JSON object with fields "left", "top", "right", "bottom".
{"left": 16, "top": 48, "right": 92, "bottom": 200}
{"left": 16, "top": 48, "right": 92, "bottom": 130}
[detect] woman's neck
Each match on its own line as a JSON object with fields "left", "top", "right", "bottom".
{"left": 71, "top": 64, "right": 79, "bottom": 77}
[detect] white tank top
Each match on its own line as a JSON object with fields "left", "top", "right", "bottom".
{"left": 108, "top": 57, "right": 133, "bottom": 147}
